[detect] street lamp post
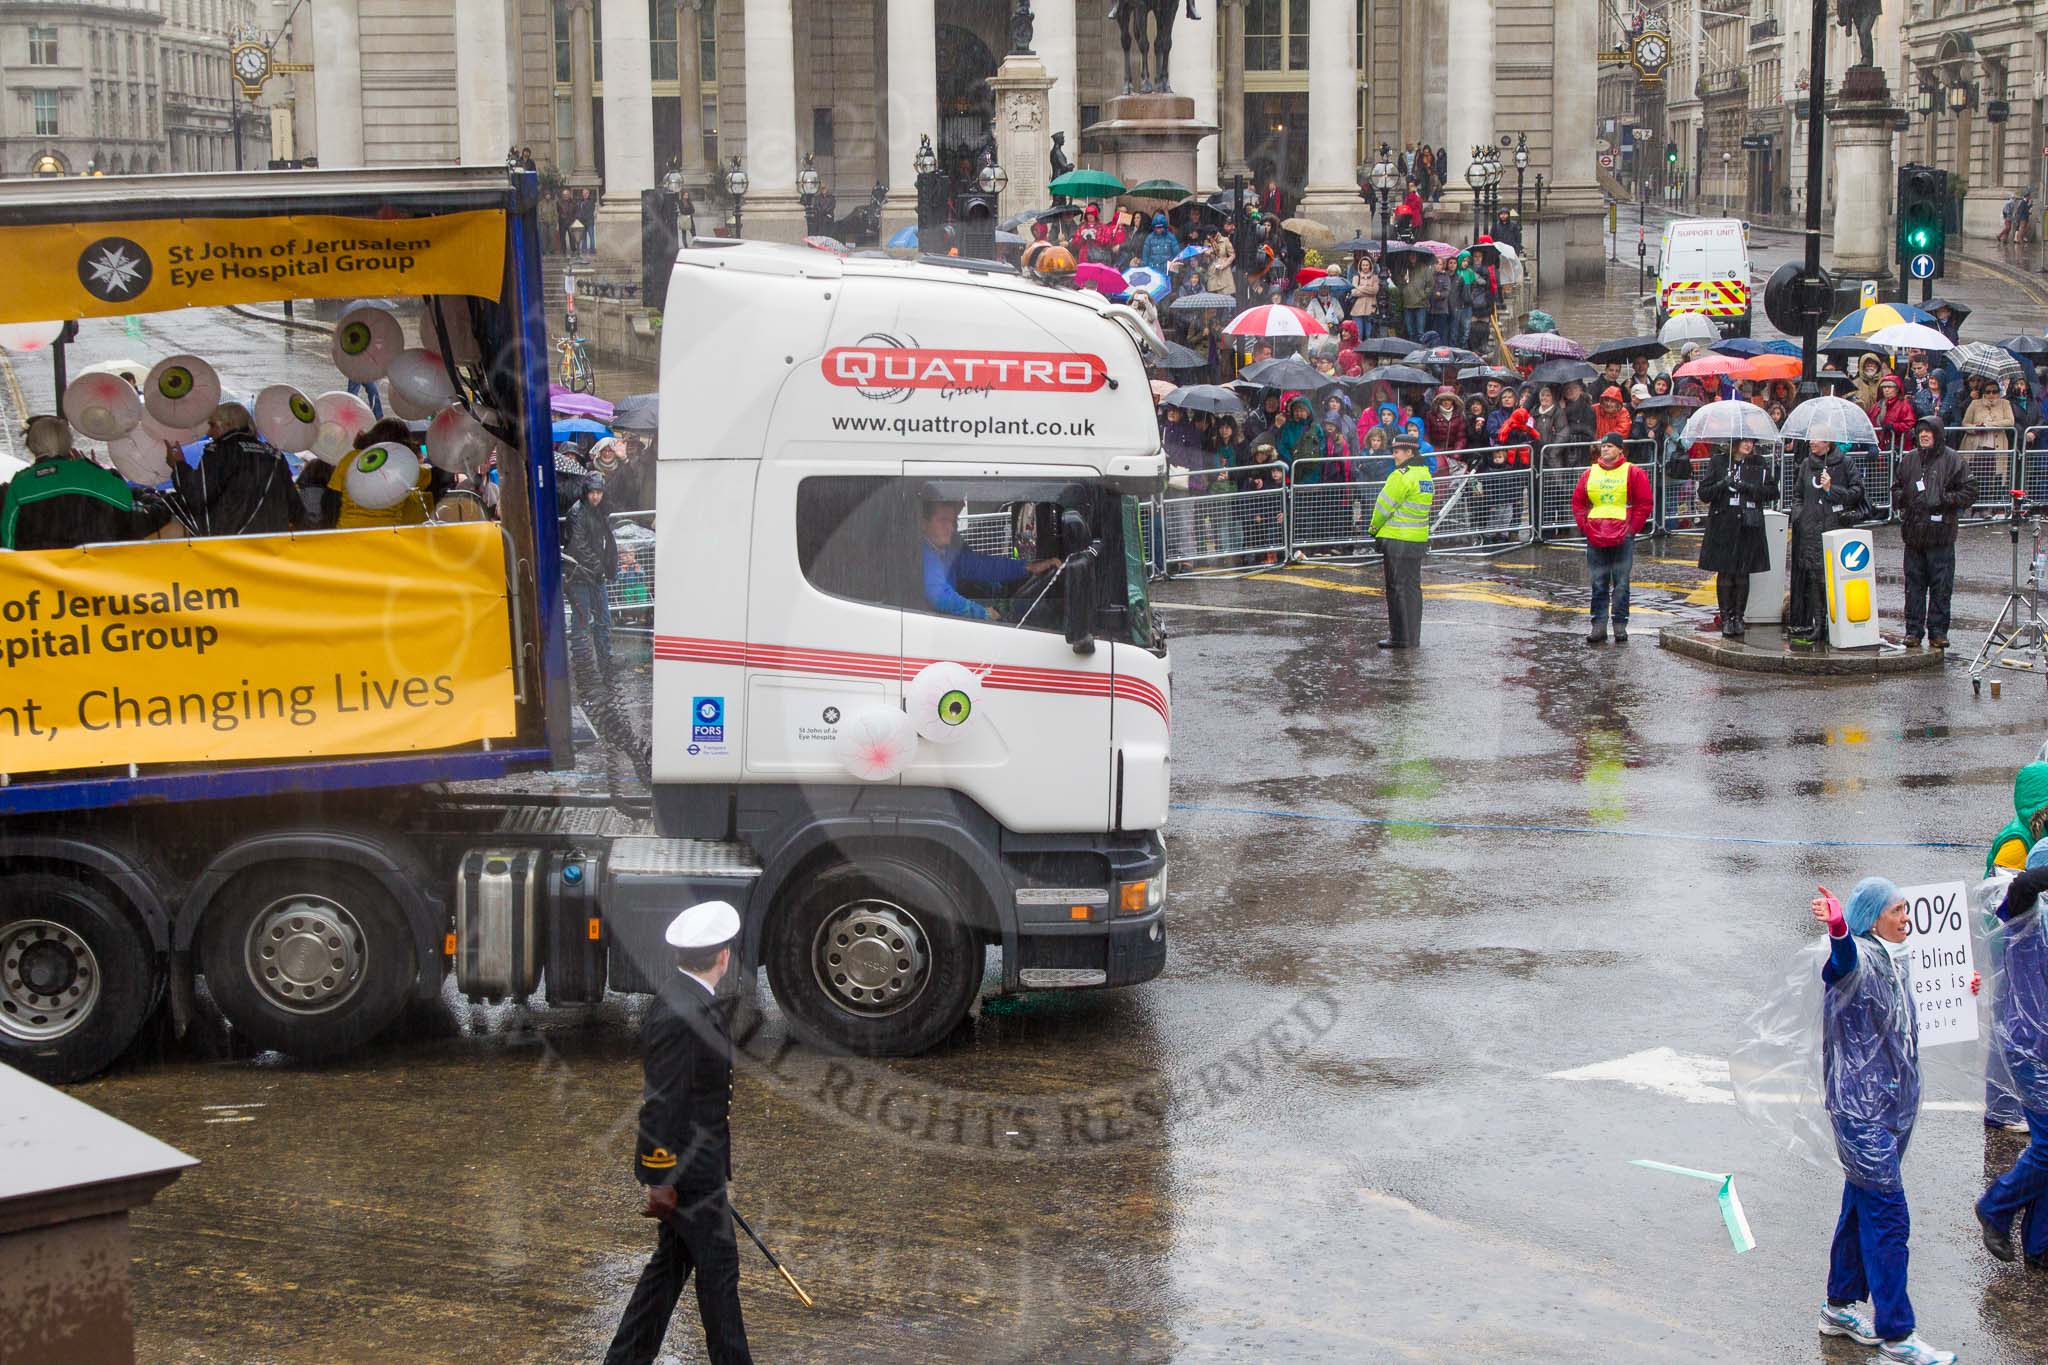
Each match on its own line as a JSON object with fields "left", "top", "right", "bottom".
{"left": 913, "top": 133, "right": 947, "bottom": 237}
{"left": 725, "top": 156, "right": 749, "bottom": 238}
{"left": 798, "top": 153, "right": 827, "bottom": 237}
{"left": 1367, "top": 142, "right": 1401, "bottom": 331}
{"left": 1534, "top": 173, "right": 1546, "bottom": 292}
{"left": 1513, "top": 132, "right": 1528, "bottom": 223}
{"left": 1465, "top": 146, "right": 1485, "bottom": 243}
{"left": 1721, "top": 150, "right": 1732, "bottom": 216}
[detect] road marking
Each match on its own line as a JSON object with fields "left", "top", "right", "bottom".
{"left": 1266, "top": 571, "right": 1673, "bottom": 617}
{"left": 1153, "top": 602, "right": 1353, "bottom": 623}
{"left": 1548, "top": 1046, "right": 1983, "bottom": 1112}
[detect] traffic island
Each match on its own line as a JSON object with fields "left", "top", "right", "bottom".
{"left": 1657, "top": 622, "right": 1947, "bottom": 676}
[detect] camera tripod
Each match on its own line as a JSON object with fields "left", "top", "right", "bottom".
{"left": 1969, "top": 490, "right": 2048, "bottom": 693}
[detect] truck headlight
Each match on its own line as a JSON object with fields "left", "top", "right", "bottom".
{"left": 1118, "top": 874, "right": 1164, "bottom": 915}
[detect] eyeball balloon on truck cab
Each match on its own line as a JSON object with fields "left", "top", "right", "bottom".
{"left": 344, "top": 441, "right": 421, "bottom": 510}
{"left": 385, "top": 348, "right": 456, "bottom": 418}
{"left": 425, "top": 403, "right": 494, "bottom": 473}
{"left": 143, "top": 354, "right": 221, "bottom": 429}
{"left": 254, "top": 384, "right": 319, "bottom": 452}
{"left": 63, "top": 372, "right": 143, "bottom": 441}
{"left": 905, "top": 661, "right": 986, "bottom": 744}
{"left": 0, "top": 320, "right": 64, "bottom": 353}
{"left": 332, "top": 305, "right": 403, "bottom": 381}
{"left": 104, "top": 429, "right": 172, "bottom": 486}
{"left": 309, "top": 390, "right": 375, "bottom": 462}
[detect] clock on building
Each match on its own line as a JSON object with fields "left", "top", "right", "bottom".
{"left": 1631, "top": 31, "right": 1670, "bottom": 82}
{"left": 231, "top": 41, "right": 271, "bottom": 98}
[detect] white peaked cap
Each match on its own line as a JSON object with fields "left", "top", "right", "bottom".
{"left": 665, "top": 900, "right": 741, "bottom": 949}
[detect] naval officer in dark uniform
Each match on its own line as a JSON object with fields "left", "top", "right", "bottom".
{"left": 603, "top": 901, "right": 754, "bottom": 1365}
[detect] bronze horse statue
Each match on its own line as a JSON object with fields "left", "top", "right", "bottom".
{"left": 1115, "top": 0, "right": 1194, "bottom": 96}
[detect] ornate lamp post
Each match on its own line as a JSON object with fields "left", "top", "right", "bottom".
{"left": 914, "top": 133, "right": 947, "bottom": 233}
{"left": 725, "top": 156, "right": 750, "bottom": 238}
{"left": 798, "top": 153, "right": 829, "bottom": 237}
{"left": 1366, "top": 142, "right": 1401, "bottom": 329}
{"left": 1513, "top": 132, "right": 1528, "bottom": 223}
{"left": 1465, "top": 147, "right": 1486, "bottom": 242}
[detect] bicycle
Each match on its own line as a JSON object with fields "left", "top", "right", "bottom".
{"left": 556, "top": 312, "right": 594, "bottom": 393}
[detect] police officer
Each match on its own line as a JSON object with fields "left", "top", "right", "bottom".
{"left": 0, "top": 415, "right": 155, "bottom": 549}
{"left": 604, "top": 901, "right": 754, "bottom": 1365}
{"left": 1370, "top": 429, "right": 1432, "bottom": 648}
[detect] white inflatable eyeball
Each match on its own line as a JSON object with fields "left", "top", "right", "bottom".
{"left": 143, "top": 354, "right": 221, "bottom": 428}
{"left": 63, "top": 372, "right": 143, "bottom": 441}
{"left": 344, "top": 441, "right": 421, "bottom": 511}
{"left": 138, "top": 410, "right": 202, "bottom": 446}
{"left": 310, "top": 390, "right": 375, "bottom": 462}
{"left": 105, "top": 430, "right": 172, "bottom": 486}
{"left": 425, "top": 404, "right": 494, "bottom": 473}
{"left": 386, "top": 348, "right": 456, "bottom": 413}
{"left": 833, "top": 706, "right": 920, "bottom": 782}
{"left": 332, "top": 305, "right": 404, "bottom": 381}
{"left": 905, "top": 660, "right": 986, "bottom": 745}
{"left": 0, "top": 320, "right": 64, "bottom": 352}
{"left": 254, "top": 384, "right": 319, "bottom": 452}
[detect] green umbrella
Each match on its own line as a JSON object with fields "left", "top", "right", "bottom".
{"left": 1123, "top": 179, "right": 1192, "bottom": 204}
{"left": 1050, "top": 168, "right": 1127, "bottom": 199}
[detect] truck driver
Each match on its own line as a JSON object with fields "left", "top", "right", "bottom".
{"left": 919, "top": 496, "right": 1058, "bottom": 623}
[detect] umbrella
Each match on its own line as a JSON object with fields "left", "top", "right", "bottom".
{"left": 1406, "top": 345, "right": 1482, "bottom": 368}
{"left": 1224, "top": 304, "right": 1328, "bottom": 338}
{"left": 1239, "top": 357, "right": 1333, "bottom": 391}
{"left": 1760, "top": 339, "right": 1803, "bottom": 357}
{"left": 1124, "top": 179, "right": 1192, "bottom": 203}
{"left": 1680, "top": 399, "right": 1780, "bottom": 444}
{"left": 1780, "top": 395, "right": 1878, "bottom": 447}
{"left": 1998, "top": 335, "right": 2048, "bottom": 357}
{"left": 1075, "top": 261, "right": 1129, "bottom": 294}
{"left": 1481, "top": 241, "right": 1521, "bottom": 263}
{"left": 1921, "top": 297, "right": 1972, "bottom": 320}
{"left": 1149, "top": 379, "right": 1177, "bottom": 401}
{"left": 1207, "top": 188, "right": 1257, "bottom": 212}
{"left": 1051, "top": 168, "right": 1127, "bottom": 198}
{"left": 1155, "top": 340, "right": 1207, "bottom": 371}
{"left": 1347, "top": 336, "right": 1417, "bottom": 359}
{"left": 995, "top": 230, "right": 1027, "bottom": 247}
{"left": 1585, "top": 336, "right": 1668, "bottom": 364}
{"left": 612, "top": 392, "right": 659, "bottom": 433}
{"left": 1334, "top": 236, "right": 1380, "bottom": 254}
{"left": 1865, "top": 321, "right": 1954, "bottom": 352}
{"left": 1658, "top": 313, "right": 1720, "bottom": 347}
{"left": 1949, "top": 341, "right": 2024, "bottom": 384}
{"left": 1412, "top": 240, "right": 1460, "bottom": 260}
{"left": 999, "top": 209, "right": 1041, "bottom": 231}
{"left": 1507, "top": 332, "right": 1588, "bottom": 359}
{"left": 1361, "top": 364, "right": 1439, "bottom": 387}
{"left": 1634, "top": 394, "right": 1704, "bottom": 413}
{"left": 1174, "top": 244, "right": 1208, "bottom": 262}
{"left": 1456, "top": 365, "right": 1521, "bottom": 385}
{"left": 1280, "top": 217, "right": 1338, "bottom": 247}
{"left": 1674, "top": 353, "right": 1745, "bottom": 378}
{"left": 1036, "top": 204, "right": 1084, "bottom": 221}
{"left": 801, "top": 235, "right": 851, "bottom": 255}
{"left": 1819, "top": 336, "right": 1884, "bottom": 359}
{"left": 1161, "top": 384, "right": 1245, "bottom": 414}
{"left": 1826, "top": 301, "right": 1936, "bottom": 341}
{"left": 1709, "top": 337, "right": 1772, "bottom": 357}
{"left": 1297, "top": 275, "right": 1350, "bottom": 294}
{"left": 1736, "top": 354, "right": 1803, "bottom": 382}
{"left": 549, "top": 384, "right": 615, "bottom": 421}
{"left": 1169, "top": 291, "right": 1238, "bottom": 313}
{"left": 74, "top": 357, "right": 150, "bottom": 382}
{"left": 1124, "top": 266, "right": 1172, "bottom": 300}
{"left": 552, "top": 416, "right": 612, "bottom": 441}
{"left": 1526, "top": 359, "right": 1600, "bottom": 385}
{"left": 1382, "top": 241, "right": 1433, "bottom": 261}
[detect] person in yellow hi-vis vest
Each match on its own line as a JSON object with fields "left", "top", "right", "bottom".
{"left": 1571, "top": 431, "right": 1654, "bottom": 644}
{"left": 1370, "top": 429, "right": 1433, "bottom": 649}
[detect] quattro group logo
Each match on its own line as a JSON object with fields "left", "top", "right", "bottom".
{"left": 78, "top": 237, "right": 153, "bottom": 303}
{"left": 823, "top": 334, "right": 1107, "bottom": 402}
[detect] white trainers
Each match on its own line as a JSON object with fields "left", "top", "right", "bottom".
{"left": 1875, "top": 1333, "right": 1958, "bottom": 1364}
{"left": 1818, "top": 1301, "right": 1879, "bottom": 1344}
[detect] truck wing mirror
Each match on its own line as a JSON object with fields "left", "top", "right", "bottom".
{"left": 1059, "top": 509, "right": 1098, "bottom": 655}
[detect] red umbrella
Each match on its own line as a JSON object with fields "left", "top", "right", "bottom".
{"left": 1074, "top": 261, "right": 1129, "bottom": 295}
{"left": 1294, "top": 266, "right": 1333, "bottom": 287}
{"left": 1737, "top": 353, "right": 1802, "bottom": 382}
{"left": 1223, "top": 304, "right": 1329, "bottom": 338}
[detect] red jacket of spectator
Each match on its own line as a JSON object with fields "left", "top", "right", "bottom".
{"left": 1572, "top": 456, "right": 1654, "bottom": 547}
{"left": 1496, "top": 407, "right": 1539, "bottom": 466}
{"left": 1423, "top": 388, "right": 1465, "bottom": 451}
{"left": 1867, "top": 376, "right": 1916, "bottom": 440}
{"left": 1593, "top": 387, "right": 1634, "bottom": 442}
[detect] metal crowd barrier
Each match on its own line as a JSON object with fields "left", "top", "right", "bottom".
{"left": 1430, "top": 465, "right": 1538, "bottom": 552}
{"left": 1533, "top": 439, "right": 1658, "bottom": 544}
{"left": 606, "top": 508, "right": 657, "bottom": 626}
{"left": 2028, "top": 427, "right": 2048, "bottom": 503}
{"left": 1945, "top": 424, "right": 2025, "bottom": 521}
{"left": 1287, "top": 457, "right": 1379, "bottom": 560}
{"left": 1160, "top": 463, "right": 1290, "bottom": 574}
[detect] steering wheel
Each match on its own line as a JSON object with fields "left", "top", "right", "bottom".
{"left": 1006, "top": 563, "right": 1064, "bottom": 624}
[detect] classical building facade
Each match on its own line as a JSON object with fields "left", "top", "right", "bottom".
{"left": 1901, "top": 0, "right": 2048, "bottom": 237}
{"left": 161, "top": 0, "right": 262, "bottom": 172}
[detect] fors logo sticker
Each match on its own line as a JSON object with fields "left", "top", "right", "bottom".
{"left": 691, "top": 696, "right": 724, "bottom": 743}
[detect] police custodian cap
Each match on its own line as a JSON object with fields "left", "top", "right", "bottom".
{"left": 665, "top": 900, "right": 741, "bottom": 949}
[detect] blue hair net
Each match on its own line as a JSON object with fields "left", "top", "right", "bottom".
{"left": 1845, "top": 876, "right": 1901, "bottom": 936}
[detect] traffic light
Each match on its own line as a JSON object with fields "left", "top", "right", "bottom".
{"left": 1665, "top": 141, "right": 1678, "bottom": 167}
{"left": 1897, "top": 163, "right": 1947, "bottom": 281}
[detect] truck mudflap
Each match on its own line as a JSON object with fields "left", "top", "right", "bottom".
{"left": 1005, "top": 834, "right": 1166, "bottom": 991}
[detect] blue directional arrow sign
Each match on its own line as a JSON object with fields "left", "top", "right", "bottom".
{"left": 1909, "top": 253, "right": 1936, "bottom": 279}
{"left": 1840, "top": 540, "right": 1870, "bottom": 571}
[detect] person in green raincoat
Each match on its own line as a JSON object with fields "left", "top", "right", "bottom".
{"left": 1988, "top": 762, "right": 2048, "bottom": 876}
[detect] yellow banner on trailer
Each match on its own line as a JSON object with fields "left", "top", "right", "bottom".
{"left": 0, "top": 523, "right": 518, "bottom": 775}
{"left": 0, "top": 209, "right": 507, "bottom": 323}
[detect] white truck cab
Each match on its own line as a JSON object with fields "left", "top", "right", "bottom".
{"left": 648, "top": 245, "right": 1171, "bottom": 1053}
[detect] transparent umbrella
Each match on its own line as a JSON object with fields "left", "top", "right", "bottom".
{"left": 1779, "top": 396, "right": 1876, "bottom": 448}
{"left": 1658, "top": 312, "right": 1720, "bottom": 347}
{"left": 1680, "top": 399, "right": 1781, "bottom": 445}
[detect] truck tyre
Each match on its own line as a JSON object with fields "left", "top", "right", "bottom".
{"left": 200, "top": 863, "right": 413, "bottom": 1060}
{"left": 0, "top": 873, "right": 157, "bottom": 1083}
{"left": 767, "top": 858, "right": 980, "bottom": 1057}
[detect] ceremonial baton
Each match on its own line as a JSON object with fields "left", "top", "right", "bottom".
{"left": 729, "top": 1201, "right": 814, "bottom": 1308}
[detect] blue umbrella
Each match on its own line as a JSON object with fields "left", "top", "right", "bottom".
{"left": 1761, "top": 339, "right": 1802, "bottom": 357}
{"left": 1297, "top": 275, "right": 1350, "bottom": 294}
{"left": 1825, "top": 301, "right": 1936, "bottom": 342}
{"left": 1123, "top": 266, "right": 1171, "bottom": 300}
{"left": 886, "top": 224, "right": 919, "bottom": 250}
{"left": 1174, "top": 244, "right": 1207, "bottom": 262}
{"left": 1708, "top": 337, "right": 1769, "bottom": 357}
{"left": 552, "top": 416, "right": 612, "bottom": 441}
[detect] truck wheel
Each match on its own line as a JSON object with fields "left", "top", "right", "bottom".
{"left": 200, "top": 864, "right": 412, "bottom": 1060}
{"left": 0, "top": 874, "right": 157, "bottom": 1083}
{"left": 767, "top": 858, "right": 980, "bottom": 1056}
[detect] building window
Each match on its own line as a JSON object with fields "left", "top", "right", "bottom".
{"left": 651, "top": 0, "right": 678, "bottom": 81}
{"left": 700, "top": 13, "right": 715, "bottom": 82}
{"left": 1244, "top": 0, "right": 1311, "bottom": 73}
{"left": 701, "top": 95, "right": 717, "bottom": 169}
{"left": 28, "top": 26, "right": 57, "bottom": 66}
{"left": 812, "top": 107, "right": 834, "bottom": 158}
{"left": 33, "top": 90, "right": 59, "bottom": 137}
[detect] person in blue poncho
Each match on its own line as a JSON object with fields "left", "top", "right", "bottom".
{"left": 1977, "top": 842, "right": 2048, "bottom": 1269}
{"left": 920, "top": 497, "right": 1058, "bottom": 622}
{"left": 1140, "top": 213, "right": 1179, "bottom": 272}
{"left": 1809, "top": 877, "right": 1960, "bottom": 1365}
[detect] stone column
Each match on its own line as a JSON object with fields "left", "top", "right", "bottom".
{"left": 1037, "top": 0, "right": 1079, "bottom": 163}
{"left": 1546, "top": 0, "right": 1606, "bottom": 283}
{"left": 1295, "top": 0, "right": 1361, "bottom": 230}
{"left": 990, "top": 48, "right": 1055, "bottom": 220}
{"left": 309, "top": 0, "right": 362, "bottom": 166}
{"left": 741, "top": 0, "right": 806, "bottom": 240}
{"left": 1166, "top": 0, "right": 1219, "bottom": 191}
{"left": 454, "top": 0, "right": 516, "bottom": 166}
{"left": 1218, "top": 0, "right": 1248, "bottom": 184}
{"left": 1442, "top": 0, "right": 1494, "bottom": 232}
{"left": 676, "top": 0, "right": 711, "bottom": 187}
{"left": 1828, "top": 68, "right": 1900, "bottom": 281}
{"left": 596, "top": 0, "right": 657, "bottom": 264}
{"left": 566, "top": 0, "right": 599, "bottom": 186}
{"left": 883, "top": 0, "right": 939, "bottom": 233}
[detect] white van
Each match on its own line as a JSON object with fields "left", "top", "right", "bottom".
{"left": 1655, "top": 217, "right": 1752, "bottom": 337}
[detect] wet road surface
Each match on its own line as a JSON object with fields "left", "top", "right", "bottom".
{"left": 56, "top": 518, "right": 2048, "bottom": 1364}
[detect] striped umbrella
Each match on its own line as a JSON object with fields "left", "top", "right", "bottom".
{"left": 1825, "top": 301, "right": 1937, "bottom": 341}
{"left": 1124, "top": 266, "right": 1172, "bottom": 300}
{"left": 1169, "top": 291, "right": 1238, "bottom": 313}
{"left": 1223, "top": 304, "right": 1328, "bottom": 338}
{"left": 1949, "top": 341, "right": 2023, "bottom": 385}
{"left": 1506, "top": 332, "right": 1588, "bottom": 359}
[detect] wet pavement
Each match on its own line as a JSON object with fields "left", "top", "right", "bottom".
{"left": 45, "top": 515, "right": 2048, "bottom": 1364}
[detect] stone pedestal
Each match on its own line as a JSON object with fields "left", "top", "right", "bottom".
{"left": 1828, "top": 67, "right": 1901, "bottom": 282}
{"left": 1081, "top": 94, "right": 1218, "bottom": 201}
{"left": 989, "top": 52, "right": 1056, "bottom": 224}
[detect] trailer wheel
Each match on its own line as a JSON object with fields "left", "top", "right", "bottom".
{"left": 767, "top": 858, "right": 980, "bottom": 1056}
{"left": 200, "top": 864, "right": 412, "bottom": 1060}
{"left": 0, "top": 873, "right": 157, "bottom": 1083}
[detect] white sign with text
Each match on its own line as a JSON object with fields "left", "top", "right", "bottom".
{"left": 1900, "top": 880, "right": 1977, "bottom": 1048}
